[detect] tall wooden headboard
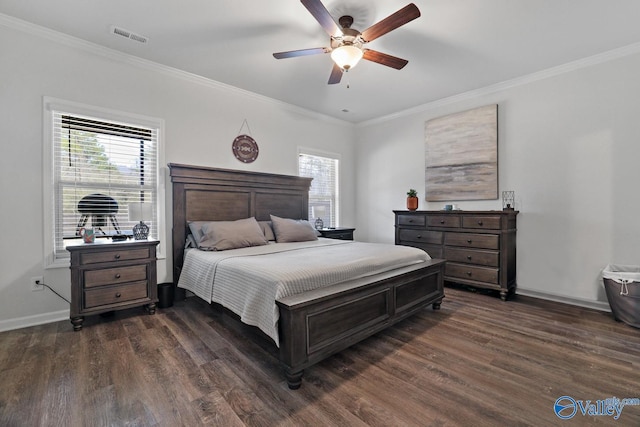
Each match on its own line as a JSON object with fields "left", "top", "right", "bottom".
{"left": 168, "top": 163, "right": 313, "bottom": 286}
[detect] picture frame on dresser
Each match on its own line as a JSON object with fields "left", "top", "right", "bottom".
{"left": 394, "top": 210, "right": 517, "bottom": 300}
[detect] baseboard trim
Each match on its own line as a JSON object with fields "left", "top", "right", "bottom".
{"left": 0, "top": 309, "right": 69, "bottom": 333}
{"left": 516, "top": 288, "right": 611, "bottom": 312}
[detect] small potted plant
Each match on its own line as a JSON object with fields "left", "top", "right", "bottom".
{"left": 406, "top": 189, "right": 418, "bottom": 211}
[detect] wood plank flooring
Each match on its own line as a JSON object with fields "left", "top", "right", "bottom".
{"left": 1, "top": 285, "right": 639, "bottom": 426}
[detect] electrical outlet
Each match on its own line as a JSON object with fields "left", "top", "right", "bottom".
{"left": 31, "top": 276, "right": 44, "bottom": 292}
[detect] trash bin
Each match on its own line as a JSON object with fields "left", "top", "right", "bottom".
{"left": 602, "top": 264, "right": 640, "bottom": 328}
{"left": 157, "top": 282, "right": 174, "bottom": 309}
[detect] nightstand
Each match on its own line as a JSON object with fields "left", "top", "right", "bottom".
{"left": 67, "top": 239, "right": 159, "bottom": 331}
{"left": 318, "top": 227, "right": 355, "bottom": 240}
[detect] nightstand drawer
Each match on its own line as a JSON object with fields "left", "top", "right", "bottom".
{"left": 84, "top": 265, "right": 147, "bottom": 288}
{"left": 325, "top": 232, "right": 352, "bottom": 240}
{"left": 444, "top": 247, "right": 499, "bottom": 267}
{"left": 81, "top": 248, "right": 150, "bottom": 265}
{"left": 318, "top": 228, "right": 355, "bottom": 240}
{"left": 445, "top": 232, "right": 499, "bottom": 250}
{"left": 461, "top": 215, "right": 502, "bottom": 230}
{"left": 397, "top": 214, "right": 426, "bottom": 227}
{"left": 427, "top": 215, "right": 460, "bottom": 228}
{"left": 445, "top": 263, "right": 499, "bottom": 284}
{"left": 398, "top": 229, "right": 442, "bottom": 245}
{"left": 84, "top": 281, "right": 149, "bottom": 308}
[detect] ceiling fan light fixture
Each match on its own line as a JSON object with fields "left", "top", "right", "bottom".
{"left": 331, "top": 44, "right": 363, "bottom": 71}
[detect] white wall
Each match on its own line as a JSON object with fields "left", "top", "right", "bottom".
{"left": 0, "top": 21, "right": 356, "bottom": 330}
{"left": 355, "top": 51, "right": 640, "bottom": 308}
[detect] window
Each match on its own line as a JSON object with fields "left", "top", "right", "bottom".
{"left": 298, "top": 149, "right": 339, "bottom": 228}
{"left": 44, "top": 98, "right": 164, "bottom": 266}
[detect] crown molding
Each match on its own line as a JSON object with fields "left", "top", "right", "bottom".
{"left": 358, "top": 41, "right": 640, "bottom": 127}
{"left": 0, "top": 13, "right": 353, "bottom": 128}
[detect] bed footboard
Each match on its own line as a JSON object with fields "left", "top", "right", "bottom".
{"left": 276, "top": 259, "right": 445, "bottom": 389}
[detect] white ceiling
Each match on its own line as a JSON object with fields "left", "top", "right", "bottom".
{"left": 3, "top": 0, "right": 640, "bottom": 123}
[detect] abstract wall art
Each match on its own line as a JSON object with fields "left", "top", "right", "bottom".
{"left": 425, "top": 104, "right": 498, "bottom": 201}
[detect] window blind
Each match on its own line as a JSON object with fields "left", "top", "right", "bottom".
{"left": 52, "top": 111, "right": 159, "bottom": 260}
{"left": 298, "top": 152, "right": 339, "bottom": 227}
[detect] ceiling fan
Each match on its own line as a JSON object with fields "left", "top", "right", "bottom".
{"left": 273, "top": 0, "right": 421, "bottom": 84}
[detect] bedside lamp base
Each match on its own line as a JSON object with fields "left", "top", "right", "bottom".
{"left": 132, "top": 221, "right": 149, "bottom": 240}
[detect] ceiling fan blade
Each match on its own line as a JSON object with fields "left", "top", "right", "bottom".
{"left": 363, "top": 49, "right": 409, "bottom": 70}
{"left": 300, "top": 0, "right": 343, "bottom": 37}
{"left": 273, "top": 47, "right": 329, "bottom": 59}
{"left": 361, "top": 3, "right": 421, "bottom": 42}
{"left": 328, "top": 63, "right": 343, "bottom": 84}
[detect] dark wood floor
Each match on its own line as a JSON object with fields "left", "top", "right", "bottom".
{"left": 1, "top": 285, "right": 639, "bottom": 426}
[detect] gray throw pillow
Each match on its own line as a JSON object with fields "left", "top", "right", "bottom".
{"left": 270, "top": 215, "right": 318, "bottom": 243}
{"left": 198, "top": 217, "right": 268, "bottom": 251}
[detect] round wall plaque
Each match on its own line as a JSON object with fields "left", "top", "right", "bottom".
{"left": 232, "top": 134, "right": 259, "bottom": 163}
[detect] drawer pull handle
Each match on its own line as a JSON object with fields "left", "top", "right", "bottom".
{"left": 477, "top": 221, "right": 483, "bottom": 226}
{"left": 467, "top": 255, "right": 472, "bottom": 260}
{"left": 115, "top": 274, "right": 121, "bottom": 279}
{"left": 440, "top": 220, "right": 445, "bottom": 224}
{"left": 417, "top": 234, "right": 422, "bottom": 239}
{"left": 115, "top": 292, "right": 121, "bottom": 298}
{"left": 466, "top": 271, "right": 472, "bottom": 276}
{"left": 467, "top": 239, "right": 472, "bottom": 243}
{"left": 408, "top": 219, "right": 413, "bottom": 223}
{"left": 114, "top": 254, "right": 121, "bottom": 260}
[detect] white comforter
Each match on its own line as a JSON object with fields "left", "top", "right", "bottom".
{"left": 177, "top": 238, "right": 430, "bottom": 345}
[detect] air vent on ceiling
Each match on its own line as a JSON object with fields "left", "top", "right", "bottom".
{"left": 110, "top": 26, "right": 148, "bottom": 44}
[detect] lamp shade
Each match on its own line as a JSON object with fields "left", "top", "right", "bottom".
{"left": 128, "top": 203, "right": 153, "bottom": 221}
{"left": 331, "top": 45, "right": 363, "bottom": 70}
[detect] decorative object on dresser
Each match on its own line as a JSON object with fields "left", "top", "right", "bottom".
{"left": 425, "top": 104, "right": 498, "bottom": 201}
{"left": 406, "top": 188, "right": 418, "bottom": 211}
{"left": 318, "top": 227, "right": 355, "bottom": 240}
{"left": 67, "top": 240, "right": 159, "bottom": 330}
{"left": 502, "top": 190, "right": 515, "bottom": 210}
{"left": 394, "top": 210, "right": 517, "bottom": 300}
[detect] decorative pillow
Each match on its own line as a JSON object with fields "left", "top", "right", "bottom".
{"left": 198, "top": 217, "right": 268, "bottom": 251}
{"left": 258, "top": 221, "right": 276, "bottom": 241}
{"left": 188, "top": 221, "right": 209, "bottom": 246}
{"left": 270, "top": 215, "right": 318, "bottom": 243}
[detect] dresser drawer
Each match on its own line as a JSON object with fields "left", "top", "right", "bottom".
{"left": 461, "top": 215, "right": 502, "bottom": 230}
{"left": 81, "top": 248, "right": 150, "bottom": 265}
{"left": 398, "top": 229, "right": 442, "bottom": 245}
{"left": 445, "top": 232, "right": 499, "bottom": 250}
{"left": 84, "top": 265, "right": 147, "bottom": 288}
{"left": 84, "top": 281, "right": 149, "bottom": 309}
{"left": 445, "top": 263, "right": 499, "bottom": 284}
{"left": 397, "top": 214, "right": 426, "bottom": 227}
{"left": 427, "top": 215, "right": 461, "bottom": 228}
{"left": 444, "top": 247, "right": 499, "bottom": 267}
{"left": 399, "top": 242, "right": 443, "bottom": 259}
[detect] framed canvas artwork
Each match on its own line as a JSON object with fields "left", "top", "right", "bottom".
{"left": 425, "top": 104, "right": 498, "bottom": 201}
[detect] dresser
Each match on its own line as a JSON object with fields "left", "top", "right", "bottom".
{"left": 394, "top": 210, "right": 518, "bottom": 300}
{"left": 318, "top": 227, "right": 355, "bottom": 240}
{"left": 67, "top": 240, "right": 160, "bottom": 330}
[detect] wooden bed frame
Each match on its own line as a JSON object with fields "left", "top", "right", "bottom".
{"left": 169, "top": 163, "right": 446, "bottom": 389}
